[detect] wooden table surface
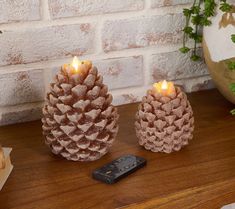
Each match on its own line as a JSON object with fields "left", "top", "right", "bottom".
{"left": 1, "top": 89, "right": 235, "bottom": 209}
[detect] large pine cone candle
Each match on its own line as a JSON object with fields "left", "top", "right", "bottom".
{"left": 135, "top": 81, "right": 194, "bottom": 153}
{"left": 42, "top": 57, "right": 119, "bottom": 161}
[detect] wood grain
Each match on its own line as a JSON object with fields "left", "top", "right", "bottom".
{"left": 0, "top": 89, "right": 235, "bottom": 209}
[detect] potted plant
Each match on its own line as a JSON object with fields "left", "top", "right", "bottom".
{"left": 180, "top": 0, "right": 235, "bottom": 113}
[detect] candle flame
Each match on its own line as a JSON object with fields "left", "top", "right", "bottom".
{"left": 153, "top": 80, "right": 175, "bottom": 96}
{"left": 161, "top": 80, "right": 168, "bottom": 90}
{"left": 72, "top": 56, "right": 81, "bottom": 72}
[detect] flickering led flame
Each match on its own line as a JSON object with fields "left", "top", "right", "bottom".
{"left": 153, "top": 80, "right": 175, "bottom": 96}
{"left": 161, "top": 80, "right": 168, "bottom": 90}
{"left": 72, "top": 56, "right": 81, "bottom": 72}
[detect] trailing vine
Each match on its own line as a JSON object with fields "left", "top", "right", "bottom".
{"left": 230, "top": 34, "right": 235, "bottom": 114}
{"left": 180, "top": 0, "right": 234, "bottom": 61}
{"left": 180, "top": 0, "right": 235, "bottom": 114}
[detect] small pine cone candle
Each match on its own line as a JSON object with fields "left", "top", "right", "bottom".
{"left": 135, "top": 80, "right": 194, "bottom": 153}
{"left": 42, "top": 57, "right": 119, "bottom": 161}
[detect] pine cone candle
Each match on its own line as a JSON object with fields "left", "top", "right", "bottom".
{"left": 42, "top": 57, "right": 119, "bottom": 161}
{"left": 135, "top": 80, "right": 194, "bottom": 153}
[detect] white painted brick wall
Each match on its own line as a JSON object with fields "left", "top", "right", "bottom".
{"left": 0, "top": 0, "right": 41, "bottom": 24}
{"left": 0, "top": 0, "right": 212, "bottom": 126}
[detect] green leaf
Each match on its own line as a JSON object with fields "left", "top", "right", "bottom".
{"left": 200, "top": 17, "right": 212, "bottom": 26}
{"left": 189, "top": 33, "right": 202, "bottom": 43}
{"left": 220, "top": 2, "right": 232, "bottom": 12}
{"left": 191, "top": 6, "right": 200, "bottom": 14}
{"left": 183, "top": 8, "right": 191, "bottom": 17}
{"left": 204, "top": 0, "right": 217, "bottom": 17}
{"left": 191, "top": 15, "right": 202, "bottom": 25}
{"left": 183, "top": 26, "right": 193, "bottom": 34}
{"left": 179, "top": 47, "right": 190, "bottom": 53}
{"left": 231, "top": 34, "right": 235, "bottom": 43}
{"left": 227, "top": 61, "right": 235, "bottom": 70}
{"left": 191, "top": 54, "right": 201, "bottom": 61}
{"left": 229, "top": 83, "right": 235, "bottom": 93}
{"left": 196, "top": 35, "right": 202, "bottom": 43}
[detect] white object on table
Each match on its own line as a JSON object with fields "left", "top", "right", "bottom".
{"left": 0, "top": 148, "right": 13, "bottom": 191}
{"left": 222, "top": 203, "right": 235, "bottom": 209}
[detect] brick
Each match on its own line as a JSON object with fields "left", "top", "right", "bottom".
{"left": 150, "top": 50, "right": 208, "bottom": 83}
{"left": 175, "top": 76, "right": 214, "bottom": 93}
{"left": 0, "top": 70, "right": 45, "bottom": 106}
{"left": 0, "top": 23, "right": 95, "bottom": 66}
{"left": 0, "top": 102, "right": 43, "bottom": 126}
{"left": 0, "top": 0, "right": 40, "bottom": 24}
{"left": 50, "top": 56, "right": 144, "bottom": 90}
{"left": 95, "top": 56, "right": 143, "bottom": 90}
{"left": 112, "top": 88, "right": 146, "bottom": 105}
{"left": 102, "top": 14, "right": 184, "bottom": 52}
{"left": 48, "top": 0, "right": 144, "bottom": 19}
{"left": 151, "top": 0, "right": 192, "bottom": 8}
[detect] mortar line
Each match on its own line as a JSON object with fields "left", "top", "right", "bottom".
{"left": 41, "top": 0, "right": 51, "bottom": 21}
{"left": 144, "top": 0, "right": 152, "bottom": 10}
{"left": 94, "top": 17, "right": 103, "bottom": 54}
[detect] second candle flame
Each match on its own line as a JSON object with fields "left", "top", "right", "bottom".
{"left": 72, "top": 56, "right": 81, "bottom": 73}
{"left": 153, "top": 80, "right": 175, "bottom": 96}
{"left": 161, "top": 80, "right": 168, "bottom": 90}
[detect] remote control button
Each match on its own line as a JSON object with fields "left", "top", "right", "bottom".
{"left": 116, "top": 158, "right": 123, "bottom": 163}
{"left": 114, "top": 162, "right": 119, "bottom": 167}
{"left": 106, "top": 170, "right": 112, "bottom": 174}
{"left": 106, "top": 178, "right": 112, "bottom": 183}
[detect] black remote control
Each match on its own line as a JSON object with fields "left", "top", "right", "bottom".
{"left": 92, "top": 155, "right": 147, "bottom": 184}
